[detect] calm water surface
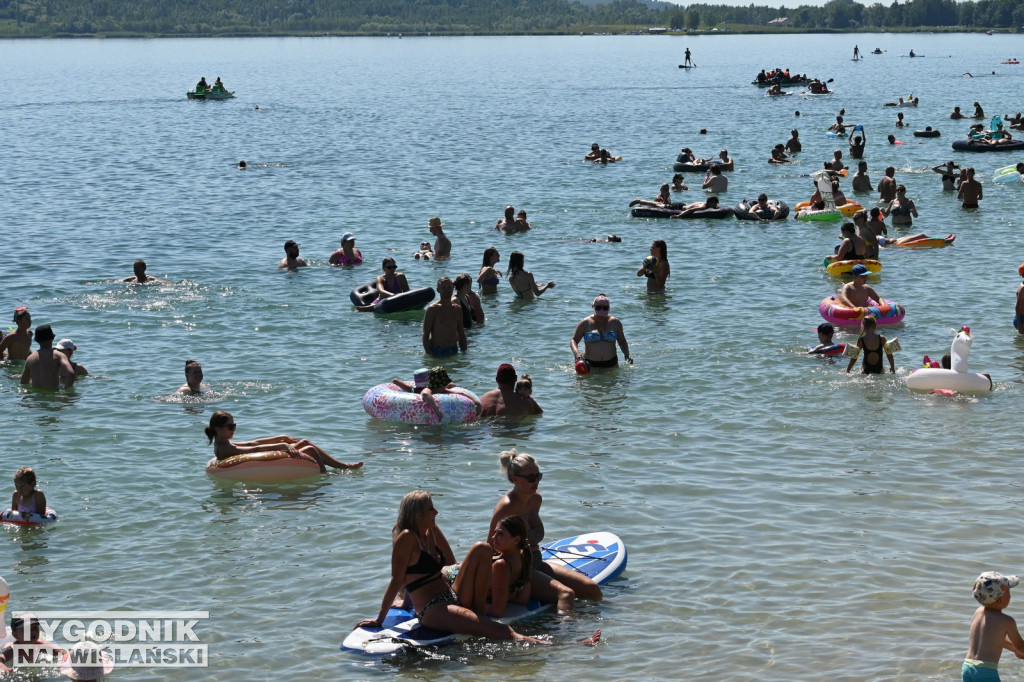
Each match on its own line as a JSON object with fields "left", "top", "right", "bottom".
{"left": 3, "top": 33, "right": 1024, "bottom": 680}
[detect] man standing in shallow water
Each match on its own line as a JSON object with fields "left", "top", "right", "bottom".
{"left": 20, "top": 324, "right": 76, "bottom": 389}
{"left": 422, "top": 277, "right": 466, "bottom": 357}
{"left": 480, "top": 363, "right": 543, "bottom": 418}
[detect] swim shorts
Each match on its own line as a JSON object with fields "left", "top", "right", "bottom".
{"left": 962, "top": 659, "right": 999, "bottom": 682}
{"left": 962, "top": 202, "right": 979, "bottom": 209}
{"left": 431, "top": 345, "right": 459, "bottom": 357}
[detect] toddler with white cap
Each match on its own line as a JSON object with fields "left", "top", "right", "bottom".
{"left": 963, "top": 571, "right": 1024, "bottom": 681}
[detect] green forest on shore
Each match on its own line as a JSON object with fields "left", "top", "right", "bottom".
{"left": 0, "top": 0, "right": 1021, "bottom": 38}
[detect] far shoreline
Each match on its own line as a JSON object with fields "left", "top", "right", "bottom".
{"left": 0, "top": 26, "right": 1015, "bottom": 40}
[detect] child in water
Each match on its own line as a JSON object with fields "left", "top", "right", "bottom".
{"left": 808, "top": 322, "right": 843, "bottom": 355}
{"left": 514, "top": 374, "right": 543, "bottom": 414}
{"left": 845, "top": 316, "right": 895, "bottom": 374}
{"left": 10, "top": 467, "right": 46, "bottom": 518}
{"left": 962, "top": 571, "right": 1024, "bottom": 681}
{"left": 1, "top": 615, "right": 65, "bottom": 671}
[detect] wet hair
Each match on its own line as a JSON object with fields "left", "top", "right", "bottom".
{"left": 896, "top": 184, "right": 907, "bottom": 193}
{"left": 205, "top": 410, "right": 233, "bottom": 444}
{"left": 941, "top": 353, "right": 951, "bottom": 369}
{"left": 381, "top": 257, "right": 397, "bottom": 270}
{"left": 283, "top": 240, "right": 299, "bottom": 253}
{"left": 185, "top": 359, "right": 201, "bottom": 371}
{"left": 436, "top": 276, "right": 453, "bottom": 290}
{"left": 791, "top": 129, "right": 799, "bottom": 136}
{"left": 841, "top": 222, "right": 856, "bottom": 234}
{"left": 672, "top": 173, "right": 683, "bottom": 183}
{"left": 496, "top": 515, "right": 533, "bottom": 584}
{"left": 13, "top": 307, "right": 30, "bottom": 322}
{"left": 482, "top": 247, "right": 499, "bottom": 267}
{"left": 499, "top": 448, "right": 538, "bottom": 483}
{"left": 427, "top": 366, "right": 451, "bottom": 390}
{"left": 506, "top": 251, "right": 525, "bottom": 276}
{"left": 133, "top": 259, "right": 147, "bottom": 274}
{"left": 453, "top": 273, "right": 472, "bottom": 292}
{"left": 853, "top": 209, "right": 868, "bottom": 222}
{"left": 709, "top": 166, "right": 721, "bottom": 176}
{"left": 706, "top": 196, "right": 719, "bottom": 207}
{"left": 869, "top": 206, "right": 883, "bottom": 219}
{"left": 757, "top": 193, "right": 768, "bottom": 203}
{"left": 14, "top": 466, "right": 36, "bottom": 488}
{"left": 504, "top": 205, "right": 515, "bottom": 218}
{"left": 394, "top": 490, "right": 433, "bottom": 540}
{"left": 652, "top": 239, "right": 668, "bottom": 261}
{"left": 862, "top": 316, "right": 877, "bottom": 331}
{"left": 515, "top": 373, "right": 533, "bottom": 395}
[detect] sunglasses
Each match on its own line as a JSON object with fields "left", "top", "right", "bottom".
{"left": 226, "top": 422, "right": 236, "bottom": 430}
{"left": 594, "top": 305, "right": 609, "bottom": 311}
{"left": 517, "top": 472, "right": 543, "bottom": 483}
{"left": 384, "top": 265, "right": 397, "bottom": 270}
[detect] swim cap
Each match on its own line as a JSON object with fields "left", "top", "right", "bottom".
{"left": 974, "top": 571, "right": 1019, "bottom": 605}
{"left": 1018, "top": 263, "right": 1024, "bottom": 277}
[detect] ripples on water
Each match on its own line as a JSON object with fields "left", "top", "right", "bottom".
{"left": 2, "top": 32, "right": 1024, "bottom": 679}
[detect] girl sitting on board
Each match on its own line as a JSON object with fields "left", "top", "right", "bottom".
{"left": 205, "top": 411, "right": 362, "bottom": 471}
{"left": 486, "top": 515, "right": 534, "bottom": 617}
{"left": 356, "top": 490, "right": 600, "bottom": 645}
{"left": 489, "top": 449, "right": 603, "bottom": 610}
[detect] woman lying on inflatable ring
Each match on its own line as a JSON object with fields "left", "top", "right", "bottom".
{"left": 205, "top": 411, "right": 362, "bottom": 471}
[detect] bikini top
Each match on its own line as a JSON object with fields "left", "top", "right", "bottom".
{"left": 406, "top": 545, "right": 445, "bottom": 592}
{"left": 584, "top": 328, "right": 618, "bottom": 343}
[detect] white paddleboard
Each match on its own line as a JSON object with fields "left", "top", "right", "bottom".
{"left": 341, "top": 531, "right": 626, "bottom": 655}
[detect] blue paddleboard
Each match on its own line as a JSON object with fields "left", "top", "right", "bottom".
{"left": 341, "top": 531, "right": 626, "bottom": 655}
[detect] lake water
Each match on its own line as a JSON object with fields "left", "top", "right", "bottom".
{"left": 3, "top": 32, "right": 1024, "bottom": 680}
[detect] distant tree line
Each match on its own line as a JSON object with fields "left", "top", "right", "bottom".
{"left": 0, "top": 0, "right": 1021, "bottom": 37}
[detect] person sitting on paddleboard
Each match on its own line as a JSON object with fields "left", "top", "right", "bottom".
{"left": 489, "top": 450, "right": 602, "bottom": 610}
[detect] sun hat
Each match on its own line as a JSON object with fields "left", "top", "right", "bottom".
{"left": 427, "top": 366, "right": 451, "bottom": 390}
{"left": 850, "top": 264, "right": 870, "bottom": 277}
{"left": 60, "top": 641, "right": 114, "bottom": 680}
{"left": 413, "top": 368, "right": 429, "bottom": 389}
{"left": 974, "top": 571, "right": 1019, "bottom": 605}
{"left": 56, "top": 339, "right": 77, "bottom": 351}
{"left": 428, "top": 217, "right": 444, "bottom": 229}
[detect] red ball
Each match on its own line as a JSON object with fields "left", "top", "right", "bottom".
{"left": 575, "top": 360, "right": 590, "bottom": 375}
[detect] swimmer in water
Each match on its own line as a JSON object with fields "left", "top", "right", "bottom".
{"left": 0, "top": 307, "right": 33, "bottom": 361}
{"left": 123, "top": 259, "right": 172, "bottom": 284}
{"left": 177, "top": 359, "right": 205, "bottom": 394}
